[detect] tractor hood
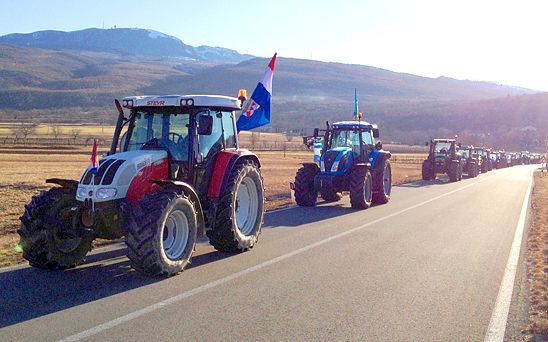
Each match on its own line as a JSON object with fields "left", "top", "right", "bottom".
{"left": 76, "top": 150, "right": 168, "bottom": 203}
{"left": 320, "top": 147, "right": 353, "bottom": 173}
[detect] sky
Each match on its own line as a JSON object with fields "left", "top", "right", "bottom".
{"left": 1, "top": 0, "right": 547, "bottom": 91}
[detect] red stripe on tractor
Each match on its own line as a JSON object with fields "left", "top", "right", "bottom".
{"left": 126, "top": 157, "right": 168, "bottom": 204}
{"left": 207, "top": 150, "right": 239, "bottom": 198}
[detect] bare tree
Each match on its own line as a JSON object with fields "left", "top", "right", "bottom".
{"left": 69, "top": 128, "right": 81, "bottom": 144}
{"left": 12, "top": 123, "right": 37, "bottom": 141}
{"left": 51, "top": 125, "right": 62, "bottom": 139}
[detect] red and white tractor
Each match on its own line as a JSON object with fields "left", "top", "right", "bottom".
{"left": 18, "top": 94, "right": 264, "bottom": 277}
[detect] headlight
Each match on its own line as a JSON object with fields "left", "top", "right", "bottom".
{"left": 320, "top": 160, "right": 325, "bottom": 172}
{"left": 77, "top": 187, "right": 88, "bottom": 198}
{"left": 331, "top": 161, "right": 339, "bottom": 172}
{"left": 96, "top": 188, "right": 117, "bottom": 199}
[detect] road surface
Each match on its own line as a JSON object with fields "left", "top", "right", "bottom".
{"left": 0, "top": 165, "right": 536, "bottom": 341}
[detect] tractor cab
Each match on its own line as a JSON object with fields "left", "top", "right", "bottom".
{"left": 114, "top": 95, "right": 241, "bottom": 192}
{"left": 319, "top": 121, "right": 380, "bottom": 174}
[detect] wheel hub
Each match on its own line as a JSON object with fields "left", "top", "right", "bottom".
{"left": 235, "top": 176, "right": 259, "bottom": 236}
{"left": 163, "top": 209, "right": 189, "bottom": 260}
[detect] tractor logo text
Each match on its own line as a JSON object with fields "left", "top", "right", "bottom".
{"left": 146, "top": 100, "right": 165, "bottom": 106}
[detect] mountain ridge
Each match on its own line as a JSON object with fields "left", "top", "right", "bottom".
{"left": 0, "top": 28, "right": 254, "bottom": 63}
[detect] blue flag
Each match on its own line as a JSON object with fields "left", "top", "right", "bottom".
{"left": 237, "top": 53, "right": 277, "bottom": 131}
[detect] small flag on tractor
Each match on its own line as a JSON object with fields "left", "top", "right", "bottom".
{"left": 90, "top": 139, "right": 98, "bottom": 174}
{"left": 236, "top": 53, "right": 277, "bottom": 131}
{"left": 353, "top": 88, "right": 363, "bottom": 121}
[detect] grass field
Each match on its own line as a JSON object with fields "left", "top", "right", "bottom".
{"left": 0, "top": 149, "right": 422, "bottom": 267}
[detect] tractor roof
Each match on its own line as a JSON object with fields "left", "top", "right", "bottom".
{"left": 432, "top": 138, "right": 456, "bottom": 143}
{"left": 122, "top": 95, "right": 242, "bottom": 111}
{"left": 332, "top": 121, "right": 377, "bottom": 130}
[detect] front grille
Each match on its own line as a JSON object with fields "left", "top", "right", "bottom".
{"left": 80, "top": 159, "right": 125, "bottom": 185}
{"left": 323, "top": 150, "right": 339, "bottom": 171}
{"left": 101, "top": 160, "right": 125, "bottom": 185}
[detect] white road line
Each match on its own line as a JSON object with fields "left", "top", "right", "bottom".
{"left": 484, "top": 170, "right": 534, "bottom": 342}
{"left": 59, "top": 174, "right": 496, "bottom": 342}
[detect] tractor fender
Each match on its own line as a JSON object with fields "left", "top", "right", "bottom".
{"left": 46, "top": 178, "right": 79, "bottom": 190}
{"left": 301, "top": 162, "right": 320, "bottom": 171}
{"left": 370, "top": 151, "right": 391, "bottom": 170}
{"left": 149, "top": 179, "right": 206, "bottom": 238}
{"left": 207, "top": 149, "right": 261, "bottom": 199}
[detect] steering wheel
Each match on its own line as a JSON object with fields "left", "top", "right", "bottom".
{"left": 439, "top": 148, "right": 447, "bottom": 154}
{"left": 169, "top": 132, "right": 183, "bottom": 144}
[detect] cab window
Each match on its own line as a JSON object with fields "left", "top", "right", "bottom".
{"left": 361, "top": 131, "right": 374, "bottom": 146}
{"left": 222, "top": 111, "right": 237, "bottom": 149}
{"left": 198, "top": 111, "right": 223, "bottom": 160}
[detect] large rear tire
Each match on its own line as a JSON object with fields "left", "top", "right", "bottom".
{"left": 373, "top": 159, "right": 392, "bottom": 204}
{"left": 18, "top": 187, "right": 93, "bottom": 269}
{"left": 208, "top": 160, "right": 264, "bottom": 252}
{"left": 422, "top": 160, "right": 434, "bottom": 180}
{"left": 294, "top": 165, "right": 319, "bottom": 207}
{"left": 349, "top": 167, "right": 373, "bottom": 210}
{"left": 126, "top": 189, "right": 197, "bottom": 277}
{"left": 320, "top": 188, "right": 342, "bottom": 202}
{"left": 448, "top": 160, "right": 460, "bottom": 182}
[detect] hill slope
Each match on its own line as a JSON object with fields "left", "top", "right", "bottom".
{"left": 0, "top": 33, "right": 545, "bottom": 150}
{"left": 0, "top": 28, "right": 253, "bottom": 63}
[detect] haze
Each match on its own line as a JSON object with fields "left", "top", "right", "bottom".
{"left": 1, "top": 0, "right": 547, "bottom": 91}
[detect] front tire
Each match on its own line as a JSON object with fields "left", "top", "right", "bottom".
{"left": 349, "top": 167, "right": 373, "bottom": 210}
{"left": 294, "top": 165, "right": 319, "bottom": 207}
{"left": 373, "top": 159, "right": 392, "bottom": 204}
{"left": 18, "top": 187, "right": 93, "bottom": 269}
{"left": 208, "top": 160, "right": 264, "bottom": 252}
{"left": 320, "top": 188, "right": 342, "bottom": 202}
{"left": 126, "top": 190, "right": 197, "bottom": 277}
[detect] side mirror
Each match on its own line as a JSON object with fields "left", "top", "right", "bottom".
{"left": 375, "top": 141, "right": 383, "bottom": 150}
{"left": 198, "top": 115, "right": 213, "bottom": 135}
{"left": 372, "top": 128, "right": 380, "bottom": 138}
{"left": 313, "top": 128, "right": 319, "bottom": 137}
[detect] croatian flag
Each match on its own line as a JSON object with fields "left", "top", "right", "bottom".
{"left": 236, "top": 53, "right": 277, "bottom": 131}
{"left": 90, "top": 139, "right": 98, "bottom": 174}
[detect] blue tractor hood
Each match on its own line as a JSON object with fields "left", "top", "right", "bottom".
{"left": 320, "top": 147, "right": 353, "bottom": 174}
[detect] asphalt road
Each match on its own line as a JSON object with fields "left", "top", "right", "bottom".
{"left": 0, "top": 165, "right": 536, "bottom": 342}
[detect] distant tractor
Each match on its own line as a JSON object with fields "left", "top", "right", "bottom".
{"left": 457, "top": 145, "right": 479, "bottom": 178}
{"left": 292, "top": 121, "right": 392, "bottom": 209}
{"left": 473, "top": 147, "right": 491, "bottom": 173}
{"left": 18, "top": 94, "right": 265, "bottom": 277}
{"left": 422, "top": 138, "right": 463, "bottom": 182}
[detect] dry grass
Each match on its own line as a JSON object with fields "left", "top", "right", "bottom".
{"left": 523, "top": 171, "right": 548, "bottom": 340}
{"left": 0, "top": 150, "right": 421, "bottom": 267}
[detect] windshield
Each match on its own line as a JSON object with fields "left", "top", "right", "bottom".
{"left": 459, "top": 149, "right": 470, "bottom": 158}
{"left": 331, "top": 130, "right": 361, "bottom": 149}
{"left": 127, "top": 111, "right": 190, "bottom": 161}
{"left": 433, "top": 142, "right": 452, "bottom": 154}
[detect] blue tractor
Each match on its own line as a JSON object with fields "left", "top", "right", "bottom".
{"left": 293, "top": 121, "right": 392, "bottom": 209}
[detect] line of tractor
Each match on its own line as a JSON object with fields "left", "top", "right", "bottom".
{"left": 421, "top": 138, "right": 542, "bottom": 182}
{"left": 15, "top": 60, "right": 543, "bottom": 278}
